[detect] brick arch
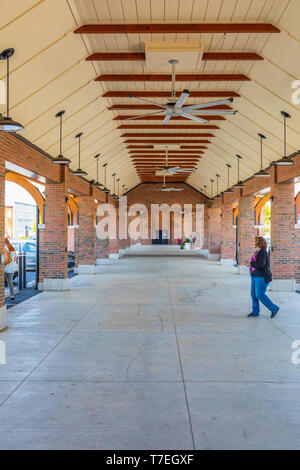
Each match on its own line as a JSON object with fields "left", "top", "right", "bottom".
{"left": 5, "top": 171, "right": 45, "bottom": 221}
{"left": 67, "top": 196, "right": 79, "bottom": 225}
{"left": 255, "top": 192, "right": 271, "bottom": 225}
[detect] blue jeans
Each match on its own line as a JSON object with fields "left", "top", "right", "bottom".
{"left": 251, "top": 276, "right": 278, "bottom": 315}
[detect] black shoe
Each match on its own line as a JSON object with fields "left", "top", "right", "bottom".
{"left": 247, "top": 312, "right": 259, "bottom": 317}
{"left": 271, "top": 307, "right": 279, "bottom": 319}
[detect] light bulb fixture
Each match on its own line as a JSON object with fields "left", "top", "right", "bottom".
{"left": 233, "top": 154, "right": 244, "bottom": 188}
{"left": 214, "top": 174, "right": 222, "bottom": 199}
{"left": 91, "top": 154, "right": 103, "bottom": 188}
{"left": 224, "top": 164, "right": 233, "bottom": 192}
{"left": 254, "top": 133, "right": 270, "bottom": 177}
{"left": 52, "top": 110, "right": 70, "bottom": 164}
{"left": 273, "top": 111, "right": 295, "bottom": 166}
{"left": 112, "top": 173, "right": 118, "bottom": 199}
{"left": 0, "top": 48, "right": 24, "bottom": 132}
{"left": 72, "top": 133, "right": 87, "bottom": 176}
{"left": 210, "top": 179, "right": 214, "bottom": 199}
{"left": 102, "top": 163, "right": 110, "bottom": 193}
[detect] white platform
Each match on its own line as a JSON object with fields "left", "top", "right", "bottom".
{"left": 38, "top": 278, "right": 69, "bottom": 291}
{"left": 77, "top": 265, "right": 96, "bottom": 275}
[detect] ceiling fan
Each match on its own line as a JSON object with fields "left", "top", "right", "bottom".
{"left": 128, "top": 59, "right": 237, "bottom": 124}
{"left": 155, "top": 146, "right": 195, "bottom": 176}
{"left": 161, "top": 174, "right": 184, "bottom": 192}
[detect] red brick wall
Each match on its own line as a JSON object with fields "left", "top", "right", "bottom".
{"left": 68, "top": 226, "right": 75, "bottom": 252}
{"left": 221, "top": 199, "right": 236, "bottom": 260}
{"left": 208, "top": 200, "right": 222, "bottom": 254}
{"left": 39, "top": 166, "right": 68, "bottom": 281}
{"left": 76, "top": 196, "right": 95, "bottom": 266}
{"left": 270, "top": 167, "right": 295, "bottom": 280}
{"left": 126, "top": 183, "right": 207, "bottom": 244}
{"left": 95, "top": 236, "right": 109, "bottom": 259}
{"left": 238, "top": 194, "right": 256, "bottom": 265}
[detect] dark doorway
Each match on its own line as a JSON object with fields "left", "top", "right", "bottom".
{"left": 152, "top": 230, "right": 169, "bottom": 245}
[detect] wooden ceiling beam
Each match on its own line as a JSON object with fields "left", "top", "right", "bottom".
{"left": 118, "top": 124, "right": 219, "bottom": 129}
{"left": 128, "top": 149, "right": 207, "bottom": 152}
{"left": 121, "top": 133, "right": 214, "bottom": 138}
{"left": 125, "top": 140, "right": 211, "bottom": 144}
{"left": 87, "top": 52, "right": 263, "bottom": 61}
{"left": 104, "top": 91, "right": 240, "bottom": 98}
{"left": 115, "top": 115, "right": 225, "bottom": 121}
{"left": 96, "top": 73, "right": 249, "bottom": 82}
{"left": 75, "top": 24, "right": 280, "bottom": 34}
{"left": 110, "top": 104, "right": 231, "bottom": 110}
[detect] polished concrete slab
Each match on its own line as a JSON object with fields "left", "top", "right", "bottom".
{"left": 0, "top": 245, "right": 299, "bottom": 450}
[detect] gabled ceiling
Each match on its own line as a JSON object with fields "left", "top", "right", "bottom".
{"left": 1, "top": 0, "right": 299, "bottom": 196}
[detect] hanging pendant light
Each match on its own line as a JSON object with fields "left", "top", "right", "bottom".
{"left": 214, "top": 174, "right": 222, "bottom": 199}
{"left": 102, "top": 163, "right": 110, "bottom": 193}
{"left": 52, "top": 110, "right": 70, "bottom": 164}
{"left": 0, "top": 48, "right": 24, "bottom": 132}
{"left": 122, "top": 184, "right": 126, "bottom": 196}
{"left": 112, "top": 173, "right": 118, "bottom": 199}
{"left": 116, "top": 178, "right": 120, "bottom": 200}
{"left": 72, "top": 133, "right": 87, "bottom": 176}
{"left": 224, "top": 164, "right": 233, "bottom": 192}
{"left": 91, "top": 154, "right": 103, "bottom": 188}
{"left": 210, "top": 179, "right": 214, "bottom": 199}
{"left": 254, "top": 133, "right": 270, "bottom": 177}
{"left": 273, "top": 111, "right": 295, "bottom": 166}
{"left": 233, "top": 154, "right": 244, "bottom": 188}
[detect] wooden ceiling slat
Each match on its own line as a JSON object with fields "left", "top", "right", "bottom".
{"left": 75, "top": 24, "right": 280, "bottom": 34}
{"left": 115, "top": 115, "right": 225, "bottom": 120}
{"left": 104, "top": 91, "right": 240, "bottom": 98}
{"left": 96, "top": 73, "right": 250, "bottom": 82}
{"left": 128, "top": 149, "right": 206, "bottom": 152}
{"left": 110, "top": 104, "right": 231, "bottom": 110}
{"left": 86, "top": 52, "right": 263, "bottom": 61}
{"left": 125, "top": 140, "right": 211, "bottom": 144}
{"left": 118, "top": 125, "right": 219, "bottom": 129}
{"left": 121, "top": 133, "right": 214, "bottom": 138}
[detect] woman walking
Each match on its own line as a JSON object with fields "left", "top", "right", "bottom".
{"left": 5, "top": 238, "right": 17, "bottom": 302}
{"left": 247, "top": 236, "right": 279, "bottom": 318}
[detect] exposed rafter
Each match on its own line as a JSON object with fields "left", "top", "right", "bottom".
{"left": 121, "top": 133, "right": 214, "bottom": 138}
{"left": 109, "top": 104, "right": 231, "bottom": 111}
{"left": 117, "top": 125, "right": 219, "bottom": 130}
{"left": 124, "top": 139, "right": 211, "bottom": 144}
{"left": 87, "top": 52, "right": 263, "bottom": 61}
{"left": 103, "top": 91, "right": 240, "bottom": 98}
{"left": 114, "top": 115, "right": 225, "bottom": 121}
{"left": 96, "top": 73, "right": 250, "bottom": 82}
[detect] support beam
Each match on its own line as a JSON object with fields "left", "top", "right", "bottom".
{"left": 103, "top": 91, "right": 240, "bottom": 98}
{"left": 96, "top": 73, "right": 250, "bottom": 82}
{"left": 128, "top": 149, "right": 206, "bottom": 152}
{"left": 87, "top": 52, "right": 263, "bottom": 61}
{"left": 110, "top": 105, "right": 231, "bottom": 110}
{"left": 115, "top": 115, "right": 225, "bottom": 121}
{"left": 118, "top": 125, "right": 219, "bottom": 129}
{"left": 121, "top": 133, "right": 214, "bottom": 138}
{"left": 125, "top": 140, "right": 211, "bottom": 144}
{"left": 75, "top": 23, "right": 280, "bottom": 34}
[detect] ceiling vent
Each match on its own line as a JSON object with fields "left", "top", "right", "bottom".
{"left": 145, "top": 41, "right": 203, "bottom": 72}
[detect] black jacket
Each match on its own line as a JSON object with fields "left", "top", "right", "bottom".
{"left": 250, "top": 248, "right": 272, "bottom": 282}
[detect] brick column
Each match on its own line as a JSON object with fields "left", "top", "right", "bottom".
{"left": 270, "top": 167, "right": 296, "bottom": 291}
{"left": 238, "top": 194, "right": 256, "bottom": 272}
{"left": 76, "top": 195, "right": 95, "bottom": 274}
{"left": 220, "top": 195, "right": 236, "bottom": 266}
{"left": 203, "top": 204, "right": 209, "bottom": 250}
{"left": 208, "top": 200, "right": 222, "bottom": 260}
{"left": 39, "top": 166, "right": 68, "bottom": 291}
{"left": 0, "top": 154, "right": 6, "bottom": 330}
{"left": 108, "top": 203, "right": 120, "bottom": 259}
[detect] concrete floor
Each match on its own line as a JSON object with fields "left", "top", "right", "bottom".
{"left": 0, "top": 245, "right": 300, "bottom": 450}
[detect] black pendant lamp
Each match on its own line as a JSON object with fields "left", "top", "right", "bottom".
{"left": 254, "top": 133, "right": 270, "bottom": 177}
{"left": 102, "top": 163, "right": 110, "bottom": 193}
{"left": 52, "top": 110, "right": 70, "bottom": 164}
{"left": 210, "top": 179, "right": 214, "bottom": 199}
{"left": 0, "top": 48, "right": 24, "bottom": 132}
{"left": 112, "top": 173, "right": 118, "bottom": 199}
{"left": 203, "top": 185, "right": 207, "bottom": 197}
{"left": 224, "top": 164, "right": 233, "bottom": 193}
{"left": 214, "top": 174, "right": 222, "bottom": 199}
{"left": 273, "top": 111, "right": 295, "bottom": 166}
{"left": 116, "top": 178, "right": 120, "bottom": 200}
{"left": 72, "top": 133, "right": 87, "bottom": 176}
{"left": 233, "top": 154, "right": 244, "bottom": 188}
{"left": 91, "top": 154, "right": 103, "bottom": 188}
{"left": 122, "top": 184, "right": 126, "bottom": 196}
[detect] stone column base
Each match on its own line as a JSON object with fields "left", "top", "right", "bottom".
{"left": 208, "top": 253, "right": 221, "bottom": 261}
{"left": 77, "top": 265, "right": 95, "bottom": 275}
{"left": 39, "top": 278, "right": 69, "bottom": 291}
{"left": 220, "top": 258, "right": 235, "bottom": 266}
{"left": 109, "top": 253, "right": 119, "bottom": 260}
{"left": 0, "top": 305, "right": 7, "bottom": 331}
{"left": 119, "top": 249, "right": 125, "bottom": 257}
{"left": 270, "top": 279, "right": 297, "bottom": 292}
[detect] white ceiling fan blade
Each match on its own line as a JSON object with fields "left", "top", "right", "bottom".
{"left": 128, "top": 94, "right": 167, "bottom": 109}
{"left": 181, "top": 113, "right": 208, "bottom": 124}
{"left": 191, "top": 110, "right": 237, "bottom": 115}
{"left": 173, "top": 169, "right": 195, "bottom": 173}
{"left": 175, "top": 89, "right": 190, "bottom": 109}
{"left": 183, "top": 98, "right": 234, "bottom": 112}
{"left": 127, "top": 111, "right": 164, "bottom": 120}
{"left": 162, "top": 114, "right": 171, "bottom": 125}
